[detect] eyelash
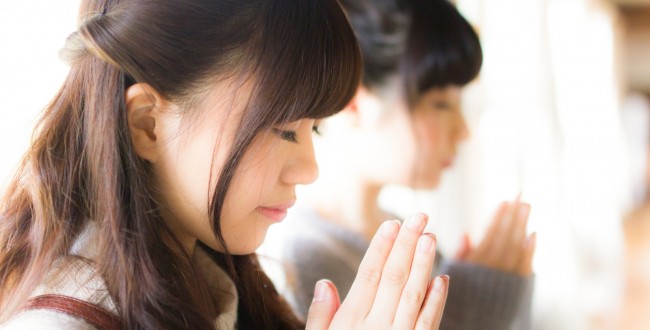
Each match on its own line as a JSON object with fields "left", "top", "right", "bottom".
{"left": 433, "top": 102, "right": 451, "bottom": 110}
{"left": 272, "top": 125, "right": 321, "bottom": 143}
{"left": 273, "top": 129, "right": 298, "bottom": 143}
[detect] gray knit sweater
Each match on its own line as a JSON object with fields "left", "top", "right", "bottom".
{"left": 271, "top": 206, "right": 533, "bottom": 330}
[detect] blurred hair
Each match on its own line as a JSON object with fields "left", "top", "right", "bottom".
{"left": 0, "top": 0, "right": 361, "bottom": 329}
{"left": 340, "top": 0, "right": 482, "bottom": 105}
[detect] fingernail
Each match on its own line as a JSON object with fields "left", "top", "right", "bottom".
{"left": 519, "top": 204, "right": 530, "bottom": 218}
{"left": 405, "top": 213, "right": 425, "bottom": 231}
{"left": 433, "top": 276, "right": 445, "bottom": 292}
{"left": 313, "top": 280, "right": 329, "bottom": 302}
{"left": 380, "top": 220, "right": 400, "bottom": 239}
{"left": 417, "top": 234, "right": 436, "bottom": 254}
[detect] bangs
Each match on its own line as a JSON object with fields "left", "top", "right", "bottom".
{"left": 248, "top": 0, "right": 362, "bottom": 125}
{"left": 206, "top": 0, "right": 362, "bottom": 261}
{"left": 403, "top": 0, "right": 482, "bottom": 105}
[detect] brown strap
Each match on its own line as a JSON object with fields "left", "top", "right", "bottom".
{"left": 22, "top": 294, "right": 122, "bottom": 330}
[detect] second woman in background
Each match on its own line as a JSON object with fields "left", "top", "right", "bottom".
{"left": 261, "top": 0, "right": 536, "bottom": 329}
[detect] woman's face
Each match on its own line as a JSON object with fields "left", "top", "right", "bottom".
{"left": 153, "top": 81, "right": 319, "bottom": 254}
{"left": 331, "top": 84, "right": 468, "bottom": 190}
{"left": 409, "top": 85, "right": 469, "bottom": 188}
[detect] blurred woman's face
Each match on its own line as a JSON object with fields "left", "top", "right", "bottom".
{"left": 409, "top": 85, "right": 469, "bottom": 188}
{"left": 337, "top": 84, "right": 469, "bottom": 190}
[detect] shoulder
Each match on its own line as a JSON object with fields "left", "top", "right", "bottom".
{"left": 0, "top": 309, "right": 97, "bottom": 330}
{"left": 438, "top": 260, "right": 534, "bottom": 329}
{"left": 1, "top": 256, "right": 118, "bottom": 329}
{"left": 31, "top": 256, "right": 117, "bottom": 314}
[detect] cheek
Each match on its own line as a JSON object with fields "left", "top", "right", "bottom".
{"left": 154, "top": 125, "right": 228, "bottom": 249}
{"left": 409, "top": 114, "right": 451, "bottom": 188}
{"left": 217, "top": 140, "right": 282, "bottom": 254}
{"left": 413, "top": 114, "right": 449, "bottom": 158}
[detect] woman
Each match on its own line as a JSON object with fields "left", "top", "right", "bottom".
{"left": 0, "top": 0, "right": 449, "bottom": 329}
{"left": 263, "top": 0, "right": 536, "bottom": 329}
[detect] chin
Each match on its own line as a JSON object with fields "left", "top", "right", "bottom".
{"left": 411, "top": 181, "right": 440, "bottom": 190}
{"left": 218, "top": 230, "right": 268, "bottom": 255}
{"left": 411, "top": 173, "right": 442, "bottom": 190}
{"left": 226, "top": 243, "right": 262, "bottom": 256}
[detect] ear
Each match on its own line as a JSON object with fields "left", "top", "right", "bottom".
{"left": 125, "top": 83, "right": 167, "bottom": 162}
{"left": 339, "top": 86, "right": 380, "bottom": 127}
{"left": 353, "top": 86, "right": 384, "bottom": 127}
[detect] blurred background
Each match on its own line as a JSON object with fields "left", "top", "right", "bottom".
{"left": 1, "top": 1, "right": 648, "bottom": 329}
{"left": 381, "top": 0, "right": 650, "bottom": 329}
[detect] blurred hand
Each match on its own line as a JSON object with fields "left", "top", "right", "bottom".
{"left": 306, "top": 213, "right": 449, "bottom": 329}
{"left": 455, "top": 197, "right": 537, "bottom": 277}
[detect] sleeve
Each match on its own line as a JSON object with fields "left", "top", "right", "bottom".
{"left": 0, "top": 310, "right": 97, "bottom": 330}
{"left": 436, "top": 259, "right": 535, "bottom": 330}
{"left": 283, "top": 237, "right": 358, "bottom": 320}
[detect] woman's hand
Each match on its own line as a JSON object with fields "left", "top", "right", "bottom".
{"left": 455, "top": 197, "right": 537, "bottom": 276}
{"left": 305, "top": 213, "right": 449, "bottom": 329}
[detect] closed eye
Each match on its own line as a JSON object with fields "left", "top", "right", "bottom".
{"left": 312, "top": 119, "right": 323, "bottom": 135}
{"left": 272, "top": 128, "right": 298, "bottom": 143}
{"left": 433, "top": 101, "right": 451, "bottom": 110}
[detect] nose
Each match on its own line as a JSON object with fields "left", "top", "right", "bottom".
{"left": 281, "top": 135, "right": 320, "bottom": 186}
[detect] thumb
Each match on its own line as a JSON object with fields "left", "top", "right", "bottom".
{"left": 305, "top": 280, "right": 341, "bottom": 330}
{"left": 454, "top": 233, "right": 472, "bottom": 260}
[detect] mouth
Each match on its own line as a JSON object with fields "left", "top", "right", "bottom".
{"left": 256, "top": 200, "right": 296, "bottom": 222}
{"left": 442, "top": 158, "right": 454, "bottom": 168}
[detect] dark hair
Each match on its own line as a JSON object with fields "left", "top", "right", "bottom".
{"left": 340, "top": 0, "right": 482, "bottom": 105}
{"left": 0, "top": 0, "right": 361, "bottom": 329}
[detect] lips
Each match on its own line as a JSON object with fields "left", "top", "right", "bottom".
{"left": 442, "top": 158, "right": 454, "bottom": 168}
{"left": 256, "top": 201, "right": 295, "bottom": 222}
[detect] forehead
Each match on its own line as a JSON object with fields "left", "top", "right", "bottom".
{"left": 180, "top": 75, "right": 254, "bottom": 127}
{"left": 418, "top": 85, "right": 462, "bottom": 102}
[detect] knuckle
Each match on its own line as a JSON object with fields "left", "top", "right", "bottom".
{"left": 418, "top": 313, "right": 436, "bottom": 329}
{"left": 402, "top": 288, "right": 425, "bottom": 306}
{"left": 383, "top": 268, "right": 408, "bottom": 285}
{"left": 413, "top": 255, "right": 433, "bottom": 271}
{"left": 357, "top": 267, "right": 382, "bottom": 286}
{"left": 374, "top": 241, "right": 392, "bottom": 256}
{"left": 395, "top": 235, "right": 417, "bottom": 250}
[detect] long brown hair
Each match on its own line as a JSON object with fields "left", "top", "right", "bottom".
{"left": 0, "top": 0, "right": 362, "bottom": 329}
